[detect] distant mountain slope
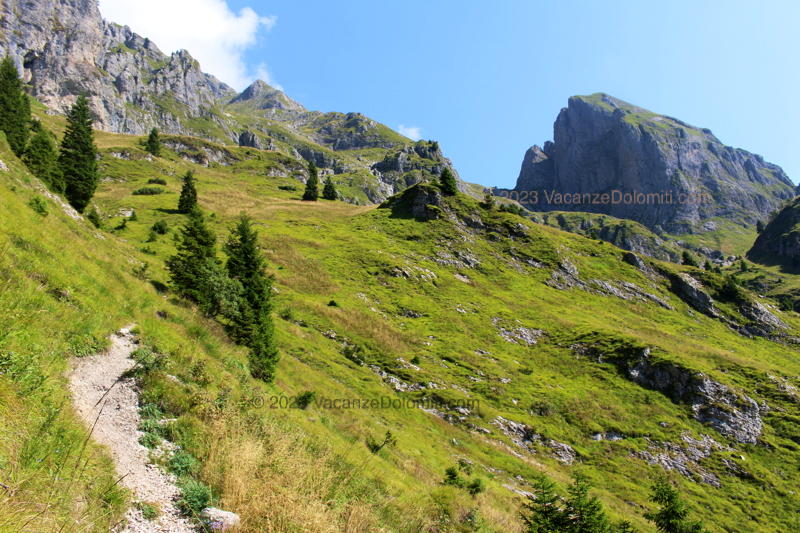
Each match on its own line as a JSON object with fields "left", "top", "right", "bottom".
{"left": 0, "top": 0, "right": 458, "bottom": 203}
{"left": 498, "top": 94, "right": 794, "bottom": 233}
{"left": 747, "top": 196, "right": 800, "bottom": 269}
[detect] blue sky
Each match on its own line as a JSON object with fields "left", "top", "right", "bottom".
{"left": 102, "top": 0, "right": 800, "bottom": 188}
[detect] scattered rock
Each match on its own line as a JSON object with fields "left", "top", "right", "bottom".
{"left": 591, "top": 431, "right": 624, "bottom": 441}
{"left": 633, "top": 433, "right": 726, "bottom": 487}
{"left": 202, "top": 507, "right": 241, "bottom": 531}
{"left": 492, "top": 317, "right": 544, "bottom": 346}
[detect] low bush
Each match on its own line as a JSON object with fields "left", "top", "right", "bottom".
{"left": 132, "top": 186, "right": 164, "bottom": 196}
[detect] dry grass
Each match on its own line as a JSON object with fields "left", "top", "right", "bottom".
{"left": 202, "top": 417, "right": 391, "bottom": 533}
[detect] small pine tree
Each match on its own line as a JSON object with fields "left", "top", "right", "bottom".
{"left": 0, "top": 56, "right": 30, "bottom": 156}
{"left": 521, "top": 476, "right": 567, "bottom": 533}
{"left": 23, "top": 121, "right": 62, "bottom": 192}
{"left": 739, "top": 260, "right": 748, "bottom": 273}
{"left": 178, "top": 170, "right": 198, "bottom": 213}
{"left": 439, "top": 167, "right": 458, "bottom": 196}
{"left": 224, "top": 214, "right": 279, "bottom": 382}
{"left": 681, "top": 250, "right": 699, "bottom": 268}
{"left": 144, "top": 127, "right": 161, "bottom": 157}
{"left": 564, "top": 474, "right": 613, "bottom": 532}
{"left": 756, "top": 220, "right": 765, "bottom": 233}
{"left": 302, "top": 161, "right": 319, "bottom": 201}
{"left": 166, "top": 209, "right": 232, "bottom": 316}
{"left": 644, "top": 478, "right": 706, "bottom": 533}
{"left": 59, "top": 95, "right": 98, "bottom": 213}
{"left": 322, "top": 176, "right": 337, "bottom": 200}
{"left": 86, "top": 207, "right": 102, "bottom": 228}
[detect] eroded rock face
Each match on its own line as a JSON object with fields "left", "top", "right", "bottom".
{"left": 0, "top": 0, "right": 235, "bottom": 134}
{"left": 669, "top": 273, "right": 719, "bottom": 317}
{"left": 747, "top": 197, "right": 800, "bottom": 270}
{"left": 238, "top": 131, "right": 262, "bottom": 149}
{"left": 627, "top": 353, "right": 763, "bottom": 444}
{"left": 502, "top": 94, "right": 794, "bottom": 233}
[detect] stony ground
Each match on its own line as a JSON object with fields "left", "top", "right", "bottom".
{"left": 68, "top": 326, "right": 196, "bottom": 533}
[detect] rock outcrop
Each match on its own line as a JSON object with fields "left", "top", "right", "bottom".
{"left": 573, "top": 340, "right": 764, "bottom": 443}
{"left": 500, "top": 93, "right": 794, "bottom": 233}
{"left": 747, "top": 196, "right": 800, "bottom": 270}
{"left": 1, "top": 0, "right": 234, "bottom": 134}
{"left": 626, "top": 350, "right": 763, "bottom": 444}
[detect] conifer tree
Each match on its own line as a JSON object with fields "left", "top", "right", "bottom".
{"left": 224, "top": 214, "right": 278, "bottom": 382}
{"left": 166, "top": 209, "right": 240, "bottom": 317}
{"left": 644, "top": 478, "right": 706, "bottom": 533}
{"left": 322, "top": 176, "right": 337, "bottom": 200}
{"left": 23, "top": 120, "right": 62, "bottom": 192}
{"left": 144, "top": 127, "right": 161, "bottom": 157}
{"left": 564, "top": 474, "right": 613, "bottom": 532}
{"left": 59, "top": 95, "right": 98, "bottom": 212}
{"left": 439, "top": 167, "right": 458, "bottom": 196}
{"left": 302, "top": 161, "right": 319, "bottom": 201}
{"left": 178, "top": 170, "right": 198, "bottom": 213}
{"left": 522, "top": 475, "right": 636, "bottom": 533}
{"left": 166, "top": 209, "right": 217, "bottom": 302}
{"left": 681, "top": 250, "right": 699, "bottom": 267}
{"left": 0, "top": 56, "right": 30, "bottom": 156}
{"left": 521, "top": 476, "right": 567, "bottom": 533}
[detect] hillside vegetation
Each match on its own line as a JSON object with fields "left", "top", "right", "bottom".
{"left": 2, "top": 105, "right": 800, "bottom": 532}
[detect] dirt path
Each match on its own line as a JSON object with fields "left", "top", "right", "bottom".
{"left": 68, "top": 326, "right": 196, "bottom": 533}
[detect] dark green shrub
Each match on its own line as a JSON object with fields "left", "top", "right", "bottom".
{"left": 152, "top": 220, "right": 168, "bottom": 234}
{"left": 132, "top": 186, "right": 164, "bottom": 195}
{"left": 168, "top": 450, "right": 199, "bottom": 477}
{"left": 28, "top": 196, "right": 48, "bottom": 216}
{"left": 467, "top": 478, "right": 485, "bottom": 496}
{"left": 148, "top": 177, "right": 167, "bottom": 185}
{"left": 444, "top": 466, "right": 465, "bottom": 487}
{"left": 87, "top": 207, "right": 102, "bottom": 228}
{"left": 131, "top": 346, "right": 164, "bottom": 374}
{"left": 296, "top": 390, "right": 316, "bottom": 409}
{"left": 177, "top": 478, "right": 212, "bottom": 516}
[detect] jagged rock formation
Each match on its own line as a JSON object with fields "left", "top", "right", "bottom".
{"left": 500, "top": 93, "right": 794, "bottom": 233}
{"left": 1, "top": 0, "right": 234, "bottom": 134}
{"left": 574, "top": 341, "right": 763, "bottom": 444}
{"left": 747, "top": 196, "right": 800, "bottom": 269}
{"left": 0, "top": 0, "right": 459, "bottom": 202}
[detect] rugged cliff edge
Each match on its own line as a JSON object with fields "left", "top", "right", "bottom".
{"left": 747, "top": 196, "right": 800, "bottom": 269}
{"left": 499, "top": 93, "right": 794, "bottom": 233}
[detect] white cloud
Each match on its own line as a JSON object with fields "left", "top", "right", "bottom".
{"left": 98, "top": 0, "right": 276, "bottom": 91}
{"left": 398, "top": 124, "right": 422, "bottom": 141}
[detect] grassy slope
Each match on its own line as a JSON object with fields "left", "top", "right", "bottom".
{"left": 3, "top": 117, "right": 800, "bottom": 532}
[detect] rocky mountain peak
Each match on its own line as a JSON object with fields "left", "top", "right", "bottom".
{"left": 229, "top": 79, "right": 305, "bottom": 112}
{"left": 501, "top": 93, "right": 794, "bottom": 233}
